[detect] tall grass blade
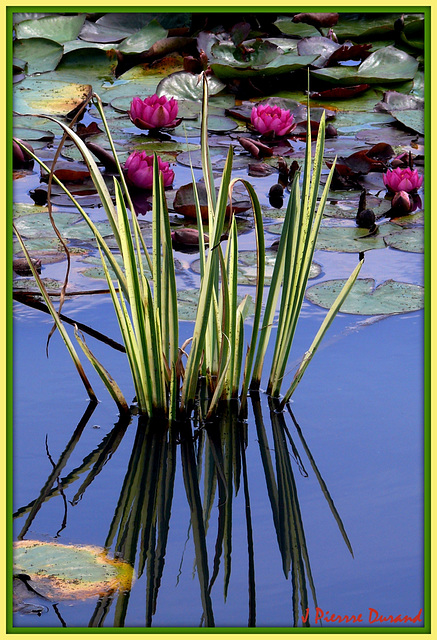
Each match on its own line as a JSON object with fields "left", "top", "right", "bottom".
{"left": 281, "top": 256, "right": 364, "bottom": 405}
{"left": 74, "top": 326, "right": 129, "bottom": 415}
{"left": 13, "top": 225, "right": 97, "bottom": 403}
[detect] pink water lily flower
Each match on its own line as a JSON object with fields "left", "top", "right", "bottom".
{"left": 383, "top": 167, "right": 423, "bottom": 193}
{"left": 129, "top": 94, "right": 180, "bottom": 131}
{"left": 125, "top": 152, "right": 174, "bottom": 190}
{"left": 251, "top": 103, "right": 295, "bottom": 137}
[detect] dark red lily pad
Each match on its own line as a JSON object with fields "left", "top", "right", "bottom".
{"left": 292, "top": 13, "right": 339, "bottom": 29}
{"left": 173, "top": 182, "right": 252, "bottom": 221}
{"left": 40, "top": 161, "right": 90, "bottom": 183}
{"left": 308, "top": 84, "right": 371, "bottom": 100}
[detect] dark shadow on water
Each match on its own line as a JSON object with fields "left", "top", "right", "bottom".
{"left": 13, "top": 396, "right": 353, "bottom": 628}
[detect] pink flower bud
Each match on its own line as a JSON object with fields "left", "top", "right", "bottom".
{"left": 250, "top": 103, "right": 295, "bottom": 137}
{"left": 124, "top": 152, "right": 174, "bottom": 190}
{"left": 129, "top": 94, "right": 180, "bottom": 131}
{"left": 383, "top": 167, "right": 423, "bottom": 193}
{"left": 391, "top": 190, "right": 412, "bottom": 216}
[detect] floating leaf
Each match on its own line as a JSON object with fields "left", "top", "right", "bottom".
{"left": 118, "top": 20, "right": 167, "bottom": 54}
{"left": 274, "top": 16, "right": 320, "bottom": 38}
{"left": 173, "top": 182, "right": 251, "bottom": 220}
{"left": 13, "top": 277, "right": 63, "bottom": 292}
{"left": 13, "top": 38, "right": 63, "bottom": 74}
{"left": 14, "top": 212, "right": 83, "bottom": 238}
{"left": 15, "top": 14, "right": 86, "bottom": 44}
{"left": 13, "top": 541, "right": 132, "bottom": 600}
{"left": 334, "top": 14, "right": 422, "bottom": 40}
{"left": 14, "top": 77, "right": 91, "bottom": 116}
{"left": 311, "top": 46, "right": 419, "bottom": 86}
{"left": 13, "top": 125, "right": 54, "bottom": 142}
{"left": 297, "top": 36, "right": 340, "bottom": 68}
{"left": 176, "top": 147, "right": 250, "bottom": 171}
{"left": 315, "top": 222, "right": 400, "bottom": 252}
{"left": 176, "top": 289, "right": 254, "bottom": 321}
{"left": 156, "top": 71, "right": 225, "bottom": 101}
{"left": 191, "top": 251, "right": 321, "bottom": 286}
{"left": 306, "top": 278, "right": 424, "bottom": 315}
{"left": 383, "top": 228, "right": 424, "bottom": 253}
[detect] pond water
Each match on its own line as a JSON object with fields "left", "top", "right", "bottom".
{"left": 11, "top": 9, "right": 426, "bottom": 630}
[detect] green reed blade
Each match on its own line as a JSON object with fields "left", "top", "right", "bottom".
{"left": 13, "top": 225, "right": 97, "bottom": 403}
{"left": 74, "top": 326, "right": 129, "bottom": 415}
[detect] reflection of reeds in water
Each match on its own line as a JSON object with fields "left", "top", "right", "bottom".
{"left": 14, "top": 397, "right": 352, "bottom": 628}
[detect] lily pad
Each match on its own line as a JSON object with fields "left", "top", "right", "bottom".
{"left": 49, "top": 48, "right": 118, "bottom": 86}
{"left": 80, "top": 254, "right": 152, "bottom": 281}
{"left": 211, "top": 49, "right": 317, "bottom": 79}
{"left": 15, "top": 14, "right": 86, "bottom": 44}
{"left": 14, "top": 77, "right": 92, "bottom": 116}
{"left": 311, "top": 46, "right": 419, "bottom": 86}
{"left": 334, "top": 14, "right": 422, "bottom": 40}
{"left": 190, "top": 250, "right": 321, "bottom": 286}
{"left": 13, "top": 277, "right": 63, "bottom": 293}
{"left": 176, "top": 289, "right": 254, "bottom": 321}
{"left": 156, "top": 71, "right": 225, "bottom": 101}
{"left": 306, "top": 278, "right": 424, "bottom": 315}
{"left": 13, "top": 203, "right": 58, "bottom": 219}
{"left": 79, "top": 13, "right": 158, "bottom": 42}
{"left": 13, "top": 540, "right": 132, "bottom": 600}
{"left": 274, "top": 16, "right": 320, "bottom": 38}
{"left": 13, "top": 125, "right": 54, "bottom": 142}
{"left": 118, "top": 20, "right": 167, "bottom": 54}
{"left": 13, "top": 38, "right": 64, "bottom": 74}
{"left": 315, "top": 222, "right": 401, "bottom": 252}
{"left": 383, "top": 228, "right": 424, "bottom": 253}
{"left": 176, "top": 147, "right": 250, "bottom": 171}
{"left": 297, "top": 36, "right": 340, "bottom": 68}
{"left": 14, "top": 212, "right": 83, "bottom": 238}
{"left": 101, "top": 54, "right": 185, "bottom": 103}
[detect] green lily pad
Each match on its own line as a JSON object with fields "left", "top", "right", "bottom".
{"left": 390, "top": 109, "right": 424, "bottom": 135}
{"left": 211, "top": 39, "right": 280, "bottom": 68}
{"left": 13, "top": 38, "right": 64, "bottom": 74}
{"left": 383, "top": 228, "right": 424, "bottom": 253}
{"left": 176, "top": 289, "right": 254, "bottom": 322}
{"left": 101, "top": 55, "right": 185, "bottom": 103}
{"left": 13, "top": 203, "right": 58, "bottom": 218}
{"left": 13, "top": 277, "right": 63, "bottom": 293}
{"left": 324, "top": 194, "right": 393, "bottom": 220}
{"left": 176, "top": 146, "right": 250, "bottom": 171}
{"left": 14, "top": 212, "right": 83, "bottom": 238}
{"left": 156, "top": 72, "right": 225, "bottom": 101}
{"left": 211, "top": 49, "right": 317, "bottom": 79}
{"left": 62, "top": 40, "right": 118, "bottom": 55}
{"left": 49, "top": 48, "right": 118, "bottom": 86}
{"left": 118, "top": 19, "right": 167, "bottom": 54}
{"left": 311, "top": 46, "right": 419, "bottom": 86}
{"left": 15, "top": 14, "right": 86, "bottom": 44}
{"left": 13, "top": 125, "right": 54, "bottom": 142}
{"left": 334, "top": 14, "right": 422, "bottom": 40}
{"left": 306, "top": 278, "right": 424, "bottom": 315}
{"left": 274, "top": 16, "right": 320, "bottom": 38}
{"left": 13, "top": 237, "right": 63, "bottom": 255}
{"left": 80, "top": 254, "right": 152, "bottom": 281}
{"left": 79, "top": 13, "right": 166, "bottom": 43}
{"left": 332, "top": 111, "right": 395, "bottom": 132}
{"left": 13, "top": 540, "right": 132, "bottom": 601}
{"left": 315, "top": 222, "right": 401, "bottom": 252}
{"left": 14, "top": 77, "right": 92, "bottom": 116}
